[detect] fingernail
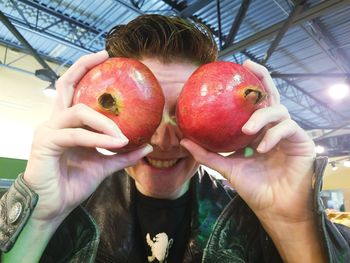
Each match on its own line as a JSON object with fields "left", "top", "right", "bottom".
{"left": 243, "top": 123, "right": 255, "bottom": 132}
{"left": 97, "top": 50, "right": 109, "bottom": 58}
{"left": 257, "top": 141, "right": 266, "bottom": 152}
{"left": 142, "top": 144, "right": 153, "bottom": 154}
{"left": 120, "top": 135, "right": 129, "bottom": 143}
{"left": 112, "top": 128, "right": 128, "bottom": 142}
{"left": 112, "top": 137, "right": 129, "bottom": 145}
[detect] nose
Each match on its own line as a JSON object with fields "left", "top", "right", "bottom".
{"left": 150, "top": 117, "right": 182, "bottom": 151}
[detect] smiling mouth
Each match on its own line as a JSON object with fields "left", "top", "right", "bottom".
{"left": 144, "top": 157, "right": 182, "bottom": 169}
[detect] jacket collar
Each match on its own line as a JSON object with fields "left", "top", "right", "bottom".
{"left": 85, "top": 167, "right": 233, "bottom": 262}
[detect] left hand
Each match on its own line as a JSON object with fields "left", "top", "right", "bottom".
{"left": 181, "top": 60, "right": 316, "bottom": 225}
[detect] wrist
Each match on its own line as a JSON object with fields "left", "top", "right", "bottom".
{"left": 2, "top": 215, "right": 61, "bottom": 263}
{"left": 259, "top": 216, "right": 327, "bottom": 263}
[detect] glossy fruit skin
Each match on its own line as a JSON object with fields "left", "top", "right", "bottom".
{"left": 73, "top": 57, "right": 165, "bottom": 150}
{"left": 176, "top": 61, "right": 267, "bottom": 153}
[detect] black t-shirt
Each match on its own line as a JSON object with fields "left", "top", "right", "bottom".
{"left": 135, "top": 189, "right": 191, "bottom": 263}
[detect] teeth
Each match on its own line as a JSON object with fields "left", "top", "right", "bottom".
{"left": 147, "top": 158, "right": 178, "bottom": 168}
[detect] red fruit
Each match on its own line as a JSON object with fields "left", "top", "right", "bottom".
{"left": 73, "top": 57, "right": 165, "bottom": 150}
{"left": 176, "top": 61, "right": 267, "bottom": 152}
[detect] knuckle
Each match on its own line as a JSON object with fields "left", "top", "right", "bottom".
{"left": 288, "top": 119, "right": 299, "bottom": 129}
{"left": 71, "top": 103, "right": 88, "bottom": 114}
{"left": 264, "top": 128, "right": 275, "bottom": 138}
{"left": 75, "top": 54, "right": 90, "bottom": 66}
{"left": 278, "top": 105, "right": 290, "bottom": 118}
{"left": 251, "top": 107, "right": 265, "bottom": 118}
{"left": 69, "top": 128, "right": 81, "bottom": 140}
{"left": 261, "top": 66, "right": 269, "bottom": 75}
{"left": 68, "top": 128, "right": 86, "bottom": 146}
{"left": 54, "top": 78, "right": 64, "bottom": 90}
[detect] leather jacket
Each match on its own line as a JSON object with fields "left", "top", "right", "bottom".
{"left": 1, "top": 156, "right": 350, "bottom": 262}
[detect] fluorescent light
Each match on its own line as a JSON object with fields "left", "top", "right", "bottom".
{"left": 43, "top": 82, "right": 57, "bottom": 97}
{"left": 330, "top": 162, "right": 338, "bottom": 171}
{"left": 344, "top": 160, "right": 350, "bottom": 168}
{"left": 315, "top": 145, "right": 325, "bottom": 154}
{"left": 328, "top": 83, "right": 349, "bottom": 100}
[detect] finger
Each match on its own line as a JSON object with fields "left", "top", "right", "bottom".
{"left": 50, "top": 104, "right": 128, "bottom": 140}
{"left": 181, "top": 139, "right": 233, "bottom": 177}
{"left": 102, "top": 144, "right": 154, "bottom": 175}
{"left": 52, "top": 50, "right": 109, "bottom": 116}
{"left": 242, "top": 104, "right": 290, "bottom": 135}
{"left": 48, "top": 128, "right": 129, "bottom": 152}
{"left": 243, "top": 60, "right": 280, "bottom": 105}
{"left": 256, "top": 119, "right": 312, "bottom": 154}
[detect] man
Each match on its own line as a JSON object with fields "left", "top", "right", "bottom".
{"left": 1, "top": 14, "right": 349, "bottom": 263}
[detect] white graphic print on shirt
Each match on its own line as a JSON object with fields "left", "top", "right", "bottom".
{"left": 146, "top": 232, "right": 173, "bottom": 263}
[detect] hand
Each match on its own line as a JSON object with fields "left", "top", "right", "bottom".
{"left": 181, "top": 60, "right": 316, "bottom": 224}
{"left": 24, "top": 51, "right": 153, "bottom": 222}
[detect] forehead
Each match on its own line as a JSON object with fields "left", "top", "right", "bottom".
{"left": 140, "top": 58, "right": 198, "bottom": 100}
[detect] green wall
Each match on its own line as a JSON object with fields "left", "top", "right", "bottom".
{"left": 0, "top": 157, "right": 27, "bottom": 179}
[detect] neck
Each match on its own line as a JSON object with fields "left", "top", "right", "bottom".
{"left": 135, "top": 180, "right": 190, "bottom": 200}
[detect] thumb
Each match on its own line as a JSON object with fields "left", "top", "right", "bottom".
{"left": 100, "top": 144, "right": 153, "bottom": 176}
{"left": 180, "top": 139, "right": 233, "bottom": 179}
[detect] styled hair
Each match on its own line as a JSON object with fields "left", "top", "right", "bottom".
{"left": 105, "top": 14, "right": 218, "bottom": 65}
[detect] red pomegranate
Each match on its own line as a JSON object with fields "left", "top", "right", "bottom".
{"left": 176, "top": 61, "right": 267, "bottom": 152}
{"left": 73, "top": 57, "right": 165, "bottom": 150}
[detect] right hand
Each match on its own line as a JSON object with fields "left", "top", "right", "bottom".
{"left": 23, "top": 51, "right": 153, "bottom": 223}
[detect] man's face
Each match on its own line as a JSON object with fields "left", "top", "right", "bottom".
{"left": 125, "top": 58, "right": 200, "bottom": 199}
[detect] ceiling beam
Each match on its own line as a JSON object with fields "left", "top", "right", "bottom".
{"left": 262, "top": 0, "right": 306, "bottom": 63}
{"left": 6, "top": 18, "right": 94, "bottom": 53}
{"left": 112, "top": 0, "right": 144, "bottom": 15}
{"left": 222, "top": 0, "right": 251, "bottom": 49}
{"left": 0, "top": 10, "right": 58, "bottom": 81}
{"left": 302, "top": 19, "right": 350, "bottom": 73}
{"left": 161, "top": 0, "right": 347, "bottom": 129}
{"left": 15, "top": 0, "right": 101, "bottom": 35}
{"left": 216, "top": 0, "right": 223, "bottom": 48}
{"left": 271, "top": 73, "right": 350, "bottom": 79}
{"left": 315, "top": 134, "right": 350, "bottom": 157}
{"left": 242, "top": 50, "right": 346, "bottom": 127}
{"left": 287, "top": 0, "right": 350, "bottom": 73}
{"left": 179, "top": 0, "right": 212, "bottom": 18}
{"left": 0, "top": 39, "right": 65, "bottom": 66}
{"left": 161, "top": 0, "right": 220, "bottom": 36}
{"left": 219, "top": 0, "right": 350, "bottom": 59}
{"left": 9, "top": 0, "right": 32, "bottom": 28}
{"left": 4, "top": 2, "right": 103, "bottom": 53}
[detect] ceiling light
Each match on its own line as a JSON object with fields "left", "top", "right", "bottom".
{"left": 43, "top": 82, "right": 56, "bottom": 97}
{"left": 330, "top": 162, "right": 338, "bottom": 171}
{"left": 344, "top": 160, "right": 350, "bottom": 168}
{"left": 315, "top": 145, "right": 325, "bottom": 154}
{"left": 328, "top": 83, "right": 350, "bottom": 100}
{"left": 35, "top": 68, "right": 58, "bottom": 82}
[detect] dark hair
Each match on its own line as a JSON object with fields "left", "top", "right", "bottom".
{"left": 105, "top": 14, "right": 218, "bottom": 65}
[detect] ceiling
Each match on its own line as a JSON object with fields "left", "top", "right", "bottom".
{"left": 0, "top": 0, "right": 350, "bottom": 157}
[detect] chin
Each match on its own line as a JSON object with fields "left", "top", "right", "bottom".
{"left": 126, "top": 156, "right": 199, "bottom": 199}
